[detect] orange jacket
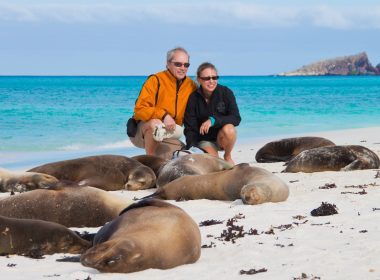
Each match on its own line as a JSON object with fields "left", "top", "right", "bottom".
{"left": 134, "top": 70, "right": 197, "bottom": 125}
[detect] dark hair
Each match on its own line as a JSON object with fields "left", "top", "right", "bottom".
{"left": 197, "top": 62, "right": 218, "bottom": 77}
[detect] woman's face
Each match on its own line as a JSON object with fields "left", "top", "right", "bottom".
{"left": 197, "top": 68, "right": 218, "bottom": 95}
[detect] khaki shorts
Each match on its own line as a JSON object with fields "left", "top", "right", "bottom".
{"left": 129, "top": 121, "right": 184, "bottom": 148}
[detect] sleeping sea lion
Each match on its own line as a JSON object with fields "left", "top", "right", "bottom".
{"left": 156, "top": 153, "right": 233, "bottom": 187}
{"left": 0, "top": 181, "right": 133, "bottom": 227}
{"left": 80, "top": 199, "right": 201, "bottom": 273}
{"left": 149, "top": 163, "right": 289, "bottom": 205}
{"left": 284, "top": 145, "right": 380, "bottom": 173}
{"left": 255, "top": 137, "right": 335, "bottom": 163}
{"left": 0, "top": 168, "right": 58, "bottom": 192}
{"left": 0, "top": 215, "right": 91, "bottom": 256}
{"left": 28, "top": 154, "right": 156, "bottom": 191}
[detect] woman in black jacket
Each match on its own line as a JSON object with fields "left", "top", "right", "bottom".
{"left": 184, "top": 62, "right": 241, "bottom": 164}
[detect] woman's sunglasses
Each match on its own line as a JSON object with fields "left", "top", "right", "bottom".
{"left": 199, "top": 76, "right": 219, "bottom": 81}
{"left": 171, "top": 61, "right": 190, "bottom": 68}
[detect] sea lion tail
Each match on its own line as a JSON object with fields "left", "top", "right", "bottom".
{"left": 56, "top": 255, "right": 81, "bottom": 263}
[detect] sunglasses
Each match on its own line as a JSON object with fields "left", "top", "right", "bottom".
{"left": 171, "top": 61, "right": 190, "bottom": 68}
{"left": 199, "top": 76, "right": 219, "bottom": 81}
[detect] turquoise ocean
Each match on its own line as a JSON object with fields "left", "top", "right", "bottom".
{"left": 1, "top": 76, "right": 380, "bottom": 170}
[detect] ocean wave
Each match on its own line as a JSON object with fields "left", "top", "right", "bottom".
{"left": 58, "top": 140, "right": 134, "bottom": 151}
{"left": 58, "top": 143, "right": 88, "bottom": 151}
{"left": 98, "top": 140, "right": 135, "bottom": 149}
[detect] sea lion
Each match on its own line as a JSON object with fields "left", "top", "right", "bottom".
{"left": 80, "top": 199, "right": 201, "bottom": 273}
{"left": 0, "top": 181, "right": 133, "bottom": 227}
{"left": 255, "top": 137, "right": 335, "bottom": 163}
{"left": 0, "top": 168, "right": 58, "bottom": 192}
{"left": 28, "top": 154, "right": 156, "bottom": 191}
{"left": 0, "top": 215, "right": 91, "bottom": 256}
{"left": 149, "top": 163, "right": 289, "bottom": 205}
{"left": 156, "top": 153, "right": 233, "bottom": 187}
{"left": 154, "top": 138, "right": 185, "bottom": 160}
{"left": 283, "top": 145, "right": 380, "bottom": 173}
{"left": 131, "top": 154, "right": 168, "bottom": 177}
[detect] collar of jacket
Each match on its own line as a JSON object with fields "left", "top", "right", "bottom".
{"left": 196, "top": 84, "right": 218, "bottom": 97}
{"left": 164, "top": 69, "right": 187, "bottom": 84}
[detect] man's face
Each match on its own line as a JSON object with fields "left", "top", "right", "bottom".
{"left": 166, "top": 51, "right": 190, "bottom": 80}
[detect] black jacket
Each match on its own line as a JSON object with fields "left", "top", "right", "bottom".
{"left": 184, "top": 84, "right": 241, "bottom": 149}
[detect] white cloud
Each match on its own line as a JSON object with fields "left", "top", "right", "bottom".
{"left": 0, "top": 2, "right": 380, "bottom": 29}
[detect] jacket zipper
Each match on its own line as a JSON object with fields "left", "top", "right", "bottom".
{"left": 174, "top": 81, "right": 180, "bottom": 119}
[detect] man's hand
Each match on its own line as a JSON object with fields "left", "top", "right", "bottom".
{"left": 199, "top": 119, "right": 211, "bottom": 135}
{"left": 163, "top": 114, "right": 176, "bottom": 131}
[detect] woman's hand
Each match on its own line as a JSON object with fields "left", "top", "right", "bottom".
{"left": 200, "top": 119, "right": 211, "bottom": 135}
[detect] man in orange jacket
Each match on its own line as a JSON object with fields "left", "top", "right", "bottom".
{"left": 130, "top": 47, "right": 197, "bottom": 156}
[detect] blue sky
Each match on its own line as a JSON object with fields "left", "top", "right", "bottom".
{"left": 1, "top": 0, "right": 379, "bottom": 75}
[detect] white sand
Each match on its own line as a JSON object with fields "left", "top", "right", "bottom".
{"left": 1, "top": 127, "right": 380, "bottom": 280}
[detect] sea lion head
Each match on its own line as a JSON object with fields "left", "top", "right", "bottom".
{"left": 4, "top": 172, "right": 59, "bottom": 192}
{"left": 48, "top": 232, "right": 91, "bottom": 254}
{"left": 80, "top": 238, "right": 144, "bottom": 273}
{"left": 240, "top": 183, "right": 272, "bottom": 205}
{"left": 26, "top": 173, "right": 59, "bottom": 189}
{"left": 125, "top": 166, "right": 156, "bottom": 191}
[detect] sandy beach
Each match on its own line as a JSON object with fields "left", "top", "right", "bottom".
{"left": 1, "top": 126, "right": 380, "bottom": 280}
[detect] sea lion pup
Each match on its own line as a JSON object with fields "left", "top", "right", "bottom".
{"left": 131, "top": 154, "right": 168, "bottom": 177}
{"left": 284, "top": 145, "right": 380, "bottom": 173}
{"left": 0, "top": 167, "right": 58, "bottom": 192}
{"left": 255, "top": 137, "right": 335, "bottom": 163}
{"left": 80, "top": 199, "right": 201, "bottom": 273}
{"left": 28, "top": 154, "right": 156, "bottom": 191}
{"left": 0, "top": 181, "right": 133, "bottom": 227}
{"left": 156, "top": 153, "right": 233, "bottom": 187}
{"left": 148, "top": 163, "right": 289, "bottom": 205}
{"left": 0, "top": 215, "right": 91, "bottom": 256}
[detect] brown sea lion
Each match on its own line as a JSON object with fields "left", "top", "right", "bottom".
{"left": 80, "top": 199, "right": 201, "bottom": 273}
{"left": 28, "top": 154, "right": 156, "bottom": 191}
{"left": 0, "top": 168, "right": 58, "bottom": 192}
{"left": 131, "top": 154, "right": 168, "bottom": 177}
{"left": 156, "top": 153, "right": 233, "bottom": 187}
{"left": 0, "top": 215, "right": 91, "bottom": 256}
{"left": 149, "top": 163, "right": 289, "bottom": 205}
{"left": 255, "top": 137, "right": 335, "bottom": 163}
{"left": 0, "top": 181, "right": 133, "bottom": 227}
{"left": 283, "top": 145, "right": 380, "bottom": 173}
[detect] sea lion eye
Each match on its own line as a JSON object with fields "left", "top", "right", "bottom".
{"left": 105, "top": 255, "right": 121, "bottom": 266}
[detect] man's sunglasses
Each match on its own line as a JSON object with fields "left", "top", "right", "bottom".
{"left": 171, "top": 61, "right": 190, "bottom": 68}
{"left": 199, "top": 76, "right": 219, "bottom": 81}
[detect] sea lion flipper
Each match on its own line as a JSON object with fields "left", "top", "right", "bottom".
{"left": 78, "top": 178, "right": 108, "bottom": 189}
{"left": 45, "top": 180, "right": 83, "bottom": 190}
{"left": 56, "top": 255, "right": 82, "bottom": 262}
{"left": 341, "top": 159, "right": 365, "bottom": 171}
{"left": 118, "top": 197, "right": 166, "bottom": 216}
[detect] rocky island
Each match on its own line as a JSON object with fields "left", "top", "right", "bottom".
{"left": 279, "top": 52, "right": 380, "bottom": 76}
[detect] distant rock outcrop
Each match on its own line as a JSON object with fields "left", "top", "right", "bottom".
{"left": 279, "top": 52, "right": 380, "bottom": 76}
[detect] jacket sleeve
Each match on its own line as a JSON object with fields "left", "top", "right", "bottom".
{"left": 134, "top": 76, "right": 166, "bottom": 121}
{"left": 213, "top": 88, "right": 241, "bottom": 128}
{"left": 183, "top": 94, "right": 199, "bottom": 149}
